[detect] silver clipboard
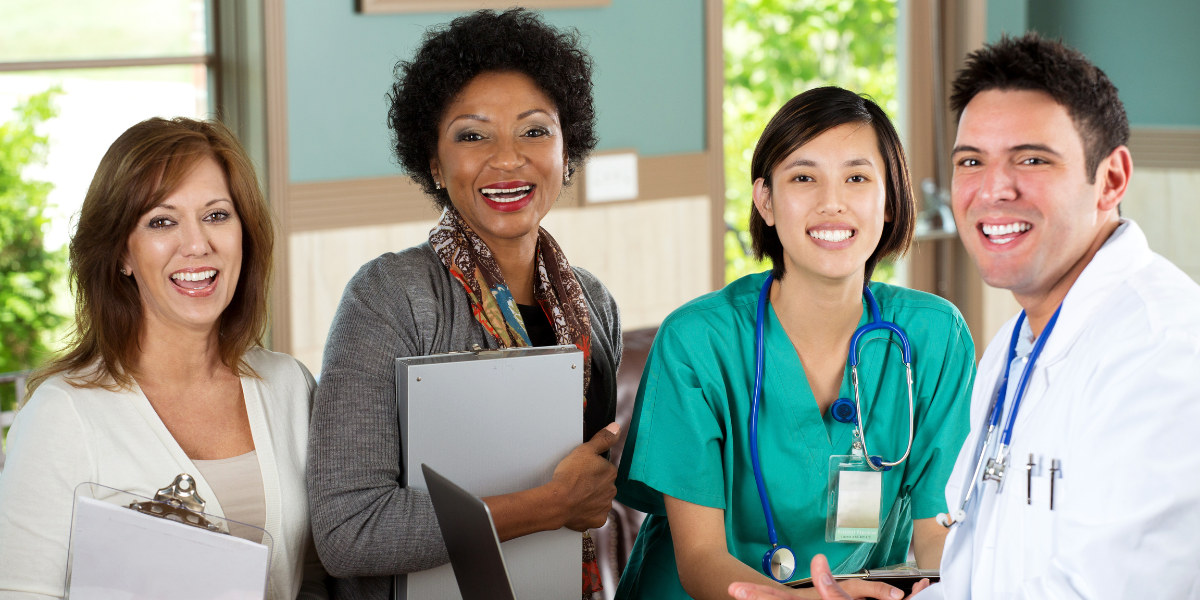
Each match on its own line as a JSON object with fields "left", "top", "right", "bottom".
{"left": 65, "top": 474, "right": 273, "bottom": 600}
{"left": 393, "top": 345, "right": 582, "bottom": 600}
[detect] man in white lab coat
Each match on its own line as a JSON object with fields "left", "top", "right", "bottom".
{"left": 729, "top": 32, "right": 1200, "bottom": 600}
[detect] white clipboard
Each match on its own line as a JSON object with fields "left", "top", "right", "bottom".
{"left": 65, "top": 474, "right": 273, "bottom": 600}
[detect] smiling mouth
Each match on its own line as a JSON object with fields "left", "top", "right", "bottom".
{"left": 480, "top": 185, "right": 534, "bottom": 204}
{"left": 808, "top": 228, "right": 856, "bottom": 243}
{"left": 980, "top": 222, "right": 1032, "bottom": 245}
{"left": 171, "top": 269, "right": 218, "bottom": 290}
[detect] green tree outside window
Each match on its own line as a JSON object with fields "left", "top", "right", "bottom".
{"left": 1, "top": 89, "right": 65, "bottom": 413}
{"left": 724, "top": 0, "right": 899, "bottom": 283}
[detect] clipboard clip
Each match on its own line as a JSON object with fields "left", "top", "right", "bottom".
{"left": 126, "top": 473, "right": 223, "bottom": 533}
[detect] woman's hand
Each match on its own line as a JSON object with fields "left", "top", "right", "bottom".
{"left": 549, "top": 422, "right": 621, "bottom": 531}
{"left": 728, "top": 555, "right": 909, "bottom": 600}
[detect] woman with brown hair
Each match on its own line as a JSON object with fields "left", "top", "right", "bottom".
{"left": 0, "top": 117, "right": 327, "bottom": 599}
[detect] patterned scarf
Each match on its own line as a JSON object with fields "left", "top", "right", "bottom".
{"left": 430, "top": 207, "right": 602, "bottom": 596}
{"left": 429, "top": 206, "right": 593, "bottom": 405}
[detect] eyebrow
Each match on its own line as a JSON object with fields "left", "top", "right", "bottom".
{"left": 153, "top": 199, "right": 230, "bottom": 211}
{"left": 446, "top": 108, "right": 554, "bottom": 131}
{"left": 781, "top": 157, "right": 874, "bottom": 168}
{"left": 951, "top": 143, "right": 1063, "bottom": 157}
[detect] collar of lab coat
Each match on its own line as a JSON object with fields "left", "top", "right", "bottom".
{"left": 1025, "top": 218, "right": 1152, "bottom": 369}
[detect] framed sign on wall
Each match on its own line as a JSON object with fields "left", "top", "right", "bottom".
{"left": 358, "top": 0, "right": 610, "bottom": 14}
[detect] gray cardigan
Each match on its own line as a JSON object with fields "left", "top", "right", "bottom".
{"left": 307, "top": 242, "right": 622, "bottom": 600}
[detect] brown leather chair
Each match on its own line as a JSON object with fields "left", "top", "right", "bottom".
{"left": 590, "top": 326, "right": 656, "bottom": 598}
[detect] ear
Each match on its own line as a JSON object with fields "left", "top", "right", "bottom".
{"left": 752, "top": 177, "right": 775, "bottom": 227}
{"left": 1095, "top": 145, "right": 1132, "bottom": 213}
{"left": 429, "top": 158, "right": 442, "bottom": 188}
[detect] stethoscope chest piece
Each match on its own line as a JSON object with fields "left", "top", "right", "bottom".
{"left": 762, "top": 544, "right": 796, "bottom": 583}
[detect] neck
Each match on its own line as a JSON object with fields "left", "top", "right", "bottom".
{"left": 485, "top": 231, "right": 540, "bottom": 306}
{"left": 136, "top": 313, "right": 227, "bottom": 386}
{"left": 1015, "top": 218, "right": 1120, "bottom": 337}
{"left": 770, "top": 268, "right": 865, "bottom": 347}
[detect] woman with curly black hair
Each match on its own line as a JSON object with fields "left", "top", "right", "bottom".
{"left": 307, "top": 9, "right": 621, "bottom": 599}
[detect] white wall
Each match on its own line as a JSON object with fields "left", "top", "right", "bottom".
{"left": 289, "top": 196, "right": 712, "bottom": 374}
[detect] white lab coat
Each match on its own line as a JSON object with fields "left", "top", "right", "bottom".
{"left": 918, "top": 220, "right": 1200, "bottom": 599}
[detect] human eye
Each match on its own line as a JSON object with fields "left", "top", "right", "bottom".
{"left": 847, "top": 174, "right": 870, "bottom": 183}
{"left": 1020, "top": 156, "right": 1049, "bottom": 165}
{"left": 147, "top": 215, "right": 175, "bottom": 229}
{"left": 523, "top": 126, "right": 551, "bottom": 138}
{"left": 455, "top": 130, "right": 486, "bottom": 143}
{"left": 204, "top": 209, "right": 231, "bottom": 223}
{"left": 792, "top": 174, "right": 814, "bottom": 183}
{"left": 956, "top": 157, "right": 981, "bottom": 168}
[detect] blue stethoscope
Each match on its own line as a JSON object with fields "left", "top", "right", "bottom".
{"left": 938, "top": 305, "right": 1062, "bottom": 527}
{"left": 750, "top": 273, "right": 916, "bottom": 582}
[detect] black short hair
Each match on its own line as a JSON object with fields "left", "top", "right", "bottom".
{"left": 749, "top": 86, "right": 915, "bottom": 282}
{"left": 387, "top": 8, "right": 598, "bottom": 208}
{"left": 950, "top": 32, "right": 1129, "bottom": 183}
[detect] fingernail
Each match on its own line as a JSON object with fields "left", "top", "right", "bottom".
{"left": 734, "top": 589, "right": 748, "bottom": 600}
{"left": 892, "top": 589, "right": 904, "bottom": 599}
{"left": 821, "top": 573, "right": 834, "bottom": 586}
{"left": 605, "top": 422, "right": 620, "bottom": 434}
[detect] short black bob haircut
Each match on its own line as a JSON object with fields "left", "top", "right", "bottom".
{"left": 749, "top": 86, "right": 915, "bottom": 283}
{"left": 387, "top": 8, "right": 598, "bottom": 208}
{"left": 950, "top": 32, "right": 1129, "bottom": 184}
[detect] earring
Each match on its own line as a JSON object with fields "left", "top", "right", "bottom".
{"left": 120, "top": 267, "right": 130, "bottom": 276}
{"left": 563, "top": 169, "right": 570, "bottom": 183}
{"left": 435, "top": 180, "right": 442, "bottom": 190}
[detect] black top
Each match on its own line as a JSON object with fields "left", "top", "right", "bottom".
{"left": 517, "top": 303, "right": 609, "bottom": 443}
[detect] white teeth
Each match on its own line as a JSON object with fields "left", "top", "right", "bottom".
{"left": 982, "top": 222, "right": 1031, "bottom": 237}
{"left": 480, "top": 185, "right": 532, "bottom": 202}
{"left": 171, "top": 270, "right": 217, "bottom": 282}
{"left": 808, "top": 229, "right": 854, "bottom": 243}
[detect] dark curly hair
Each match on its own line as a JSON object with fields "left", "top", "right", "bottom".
{"left": 950, "top": 32, "right": 1129, "bottom": 183}
{"left": 387, "top": 8, "right": 598, "bottom": 208}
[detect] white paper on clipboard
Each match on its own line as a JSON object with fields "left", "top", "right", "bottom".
{"left": 66, "top": 482, "right": 271, "bottom": 600}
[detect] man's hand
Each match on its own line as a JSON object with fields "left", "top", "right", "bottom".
{"left": 728, "top": 555, "right": 927, "bottom": 600}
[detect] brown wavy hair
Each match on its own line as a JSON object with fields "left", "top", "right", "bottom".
{"left": 26, "top": 117, "right": 273, "bottom": 400}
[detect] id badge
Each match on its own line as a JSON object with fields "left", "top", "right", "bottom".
{"left": 826, "top": 455, "right": 882, "bottom": 543}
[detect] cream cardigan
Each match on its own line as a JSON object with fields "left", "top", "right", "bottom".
{"left": 0, "top": 348, "right": 322, "bottom": 599}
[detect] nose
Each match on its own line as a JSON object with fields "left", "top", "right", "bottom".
{"left": 179, "top": 217, "right": 212, "bottom": 257}
{"left": 978, "top": 162, "right": 1017, "bottom": 204}
{"left": 487, "top": 135, "right": 525, "bottom": 171}
{"left": 816, "top": 180, "right": 847, "bottom": 215}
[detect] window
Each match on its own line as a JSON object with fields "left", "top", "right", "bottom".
{"left": 0, "top": 0, "right": 216, "bottom": 448}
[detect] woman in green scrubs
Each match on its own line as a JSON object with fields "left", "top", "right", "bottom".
{"left": 614, "top": 87, "right": 975, "bottom": 600}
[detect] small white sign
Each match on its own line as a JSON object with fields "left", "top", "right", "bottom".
{"left": 585, "top": 152, "right": 638, "bottom": 203}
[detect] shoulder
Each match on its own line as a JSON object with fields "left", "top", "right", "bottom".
{"left": 870, "top": 281, "right": 967, "bottom": 328}
{"left": 1123, "top": 254, "right": 1200, "bottom": 338}
{"left": 658, "top": 271, "right": 764, "bottom": 337}
{"left": 244, "top": 347, "right": 314, "bottom": 383}
{"left": 346, "top": 242, "right": 447, "bottom": 301}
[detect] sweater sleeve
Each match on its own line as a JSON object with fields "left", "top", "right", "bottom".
{"left": 306, "top": 258, "right": 449, "bottom": 578}
{"left": 0, "top": 384, "right": 94, "bottom": 598}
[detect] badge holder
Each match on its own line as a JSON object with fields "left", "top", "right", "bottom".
{"left": 826, "top": 443, "right": 883, "bottom": 543}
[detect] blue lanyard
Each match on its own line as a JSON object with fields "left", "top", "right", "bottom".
{"left": 992, "top": 304, "right": 1063, "bottom": 449}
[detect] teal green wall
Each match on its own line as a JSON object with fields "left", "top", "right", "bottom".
{"left": 286, "top": 0, "right": 706, "bottom": 183}
{"left": 985, "top": 0, "right": 1026, "bottom": 44}
{"left": 987, "top": 0, "right": 1200, "bottom": 128}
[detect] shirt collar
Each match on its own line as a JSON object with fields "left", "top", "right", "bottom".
{"left": 1037, "top": 218, "right": 1153, "bottom": 365}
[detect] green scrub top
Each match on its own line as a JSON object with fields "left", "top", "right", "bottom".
{"left": 614, "top": 272, "right": 975, "bottom": 599}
